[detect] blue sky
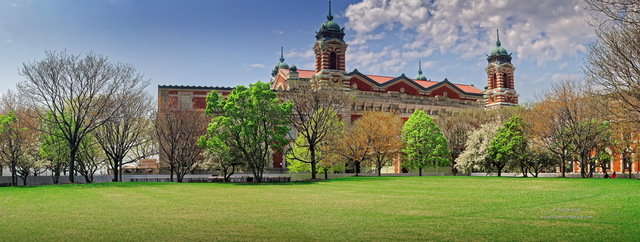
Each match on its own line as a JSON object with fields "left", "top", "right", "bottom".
{"left": 0, "top": 0, "right": 598, "bottom": 102}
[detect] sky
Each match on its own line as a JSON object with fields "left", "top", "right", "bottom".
{"left": 0, "top": 0, "right": 600, "bottom": 103}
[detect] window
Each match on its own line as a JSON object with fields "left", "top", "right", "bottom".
{"left": 503, "top": 73, "right": 509, "bottom": 89}
{"left": 180, "top": 94, "right": 192, "bottom": 110}
{"left": 492, "top": 73, "right": 497, "bottom": 89}
{"left": 330, "top": 52, "right": 337, "bottom": 69}
{"left": 384, "top": 107, "right": 390, "bottom": 112}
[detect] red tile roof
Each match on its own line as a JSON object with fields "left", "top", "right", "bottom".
{"left": 281, "top": 69, "right": 482, "bottom": 95}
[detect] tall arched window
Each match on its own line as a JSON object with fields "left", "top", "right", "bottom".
{"left": 330, "top": 52, "right": 337, "bottom": 69}
{"left": 503, "top": 73, "right": 509, "bottom": 89}
{"left": 492, "top": 73, "right": 497, "bottom": 89}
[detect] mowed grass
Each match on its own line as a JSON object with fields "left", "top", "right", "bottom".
{"left": 0, "top": 176, "right": 638, "bottom": 241}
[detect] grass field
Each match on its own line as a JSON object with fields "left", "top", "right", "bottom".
{"left": 0, "top": 176, "right": 638, "bottom": 241}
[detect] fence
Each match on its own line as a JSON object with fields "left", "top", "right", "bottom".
{"left": 130, "top": 176, "right": 292, "bottom": 183}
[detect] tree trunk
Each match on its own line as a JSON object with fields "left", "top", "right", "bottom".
{"left": 377, "top": 166, "right": 382, "bottom": 176}
{"left": 419, "top": 167, "right": 422, "bottom": 176}
{"left": 560, "top": 155, "right": 566, "bottom": 178}
{"left": 20, "top": 175, "right": 27, "bottom": 186}
{"left": 112, "top": 161, "right": 119, "bottom": 182}
{"left": 69, "top": 147, "right": 77, "bottom": 183}
{"left": 310, "top": 147, "right": 317, "bottom": 180}
{"left": 355, "top": 161, "right": 360, "bottom": 176}
{"left": 324, "top": 170, "right": 328, "bottom": 180}
{"left": 170, "top": 165, "right": 175, "bottom": 182}
{"left": 520, "top": 160, "right": 528, "bottom": 177}
{"left": 11, "top": 163, "right": 17, "bottom": 186}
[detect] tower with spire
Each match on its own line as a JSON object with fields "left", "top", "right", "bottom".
{"left": 312, "top": 0, "right": 350, "bottom": 84}
{"left": 484, "top": 30, "right": 518, "bottom": 108}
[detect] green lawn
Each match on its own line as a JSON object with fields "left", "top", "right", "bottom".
{"left": 0, "top": 176, "right": 638, "bottom": 241}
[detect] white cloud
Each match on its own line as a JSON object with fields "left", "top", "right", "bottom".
{"left": 249, "top": 63, "right": 266, "bottom": 68}
{"left": 272, "top": 29, "right": 284, "bottom": 35}
{"left": 344, "top": 0, "right": 597, "bottom": 74}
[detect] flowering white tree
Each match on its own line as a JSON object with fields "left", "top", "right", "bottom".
{"left": 455, "top": 122, "right": 501, "bottom": 174}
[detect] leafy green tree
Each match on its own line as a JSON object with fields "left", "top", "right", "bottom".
{"left": 487, "top": 116, "right": 527, "bottom": 177}
{"left": 199, "top": 135, "right": 244, "bottom": 182}
{"left": 402, "top": 110, "right": 450, "bottom": 176}
{"left": 40, "top": 114, "right": 70, "bottom": 184}
{"left": 202, "top": 82, "right": 292, "bottom": 183}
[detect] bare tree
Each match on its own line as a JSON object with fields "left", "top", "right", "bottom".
{"left": 586, "top": 0, "right": 640, "bottom": 25}
{"left": 17, "top": 51, "right": 147, "bottom": 183}
{"left": 585, "top": 0, "right": 640, "bottom": 124}
{"left": 282, "top": 80, "right": 352, "bottom": 179}
{"left": 155, "top": 108, "right": 207, "bottom": 182}
{"left": 529, "top": 81, "right": 582, "bottom": 177}
{"left": 94, "top": 91, "right": 154, "bottom": 182}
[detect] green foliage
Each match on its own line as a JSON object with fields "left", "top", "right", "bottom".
{"left": 487, "top": 115, "right": 527, "bottom": 176}
{"left": 286, "top": 109, "right": 344, "bottom": 177}
{"left": 286, "top": 135, "right": 344, "bottom": 174}
{"left": 201, "top": 81, "right": 292, "bottom": 182}
{"left": 401, "top": 110, "right": 450, "bottom": 174}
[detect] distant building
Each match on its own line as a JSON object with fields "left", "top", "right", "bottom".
{"left": 157, "top": 4, "right": 520, "bottom": 172}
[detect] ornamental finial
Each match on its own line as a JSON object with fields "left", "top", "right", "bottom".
{"left": 327, "top": 1, "right": 334, "bottom": 21}
{"left": 280, "top": 46, "right": 285, "bottom": 62}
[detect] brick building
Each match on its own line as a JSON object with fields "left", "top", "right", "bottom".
{"left": 157, "top": 4, "right": 520, "bottom": 172}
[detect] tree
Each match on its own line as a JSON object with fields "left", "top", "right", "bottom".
{"left": 523, "top": 143, "right": 559, "bottom": 177}
{"left": 17, "top": 51, "right": 147, "bottom": 183}
{"left": 202, "top": 82, "right": 292, "bottom": 183}
{"left": 530, "top": 80, "right": 588, "bottom": 177}
{"left": 282, "top": 80, "right": 352, "bottom": 180}
{"left": 94, "top": 91, "right": 154, "bottom": 182}
{"left": 571, "top": 119, "right": 611, "bottom": 178}
{"left": 350, "top": 112, "right": 402, "bottom": 177}
{"left": 332, "top": 118, "right": 371, "bottom": 176}
{"left": 610, "top": 120, "right": 640, "bottom": 179}
{"left": 584, "top": 1, "right": 640, "bottom": 125}
{"left": 0, "top": 92, "right": 41, "bottom": 186}
{"left": 155, "top": 109, "right": 207, "bottom": 182}
{"left": 455, "top": 122, "right": 501, "bottom": 174}
{"left": 487, "top": 116, "right": 527, "bottom": 177}
{"left": 75, "top": 134, "right": 106, "bottom": 183}
{"left": 199, "top": 131, "right": 244, "bottom": 183}
{"left": 285, "top": 109, "right": 344, "bottom": 179}
{"left": 402, "top": 110, "right": 450, "bottom": 176}
{"left": 286, "top": 134, "right": 344, "bottom": 180}
{"left": 40, "top": 115, "right": 69, "bottom": 184}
